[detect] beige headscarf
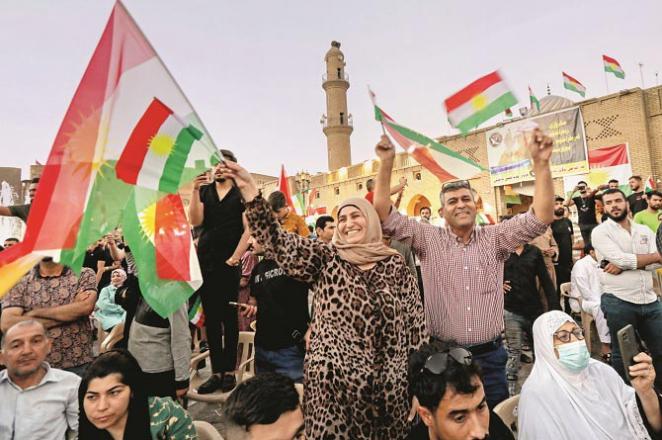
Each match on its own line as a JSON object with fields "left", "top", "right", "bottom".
{"left": 332, "top": 197, "right": 399, "bottom": 266}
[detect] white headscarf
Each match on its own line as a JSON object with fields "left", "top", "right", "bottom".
{"left": 518, "top": 311, "right": 650, "bottom": 440}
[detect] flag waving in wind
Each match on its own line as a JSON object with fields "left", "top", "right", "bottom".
{"left": 370, "top": 89, "right": 484, "bottom": 182}
{"left": 0, "top": 2, "right": 218, "bottom": 317}
{"left": 444, "top": 71, "right": 518, "bottom": 134}
{"left": 603, "top": 55, "right": 625, "bottom": 79}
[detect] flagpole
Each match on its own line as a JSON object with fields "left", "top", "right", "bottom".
{"left": 604, "top": 70, "right": 610, "bottom": 94}
{"left": 638, "top": 62, "right": 645, "bottom": 88}
{"left": 116, "top": 1, "right": 220, "bottom": 153}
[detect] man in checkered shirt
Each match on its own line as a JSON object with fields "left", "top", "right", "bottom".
{"left": 374, "top": 128, "right": 555, "bottom": 408}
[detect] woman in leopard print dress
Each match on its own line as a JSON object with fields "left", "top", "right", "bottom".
{"left": 220, "top": 161, "right": 427, "bottom": 439}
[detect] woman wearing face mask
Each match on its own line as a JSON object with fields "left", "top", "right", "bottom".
{"left": 519, "top": 311, "right": 662, "bottom": 439}
{"left": 95, "top": 269, "right": 128, "bottom": 334}
{"left": 78, "top": 349, "right": 196, "bottom": 439}
{"left": 217, "top": 160, "right": 427, "bottom": 440}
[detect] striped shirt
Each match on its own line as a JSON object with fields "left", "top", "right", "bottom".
{"left": 383, "top": 210, "right": 547, "bottom": 345}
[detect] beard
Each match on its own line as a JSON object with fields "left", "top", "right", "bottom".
{"left": 554, "top": 208, "right": 565, "bottom": 217}
{"left": 214, "top": 177, "right": 226, "bottom": 183}
{"left": 606, "top": 207, "right": 629, "bottom": 222}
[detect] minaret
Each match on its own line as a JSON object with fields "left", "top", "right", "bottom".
{"left": 322, "top": 41, "right": 352, "bottom": 170}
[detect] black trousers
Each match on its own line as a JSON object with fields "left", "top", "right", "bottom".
{"left": 143, "top": 370, "right": 176, "bottom": 399}
{"left": 199, "top": 265, "right": 241, "bottom": 373}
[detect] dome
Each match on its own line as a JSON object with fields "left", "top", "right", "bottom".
{"left": 528, "top": 95, "right": 575, "bottom": 116}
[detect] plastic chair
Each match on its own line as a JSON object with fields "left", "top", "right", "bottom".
{"left": 494, "top": 394, "right": 519, "bottom": 435}
{"left": 193, "top": 421, "right": 224, "bottom": 440}
{"left": 100, "top": 322, "right": 124, "bottom": 353}
{"left": 187, "top": 331, "right": 255, "bottom": 403}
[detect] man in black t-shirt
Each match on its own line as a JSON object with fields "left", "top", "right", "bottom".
{"left": 552, "top": 197, "right": 574, "bottom": 298}
{"left": 247, "top": 237, "right": 309, "bottom": 383}
{"left": 0, "top": 178, "right": 39, "bottom": 223}
{"left": 627, "top": 175, "right": 648, "bottom": 215}
{"left": 565, "top": 180, "right": 606, "bottom": 245}
{"left": 189, "top": 150, "right": 250, "bottom": 394}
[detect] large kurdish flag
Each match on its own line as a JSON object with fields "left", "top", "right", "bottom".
{"left": 373, "top": 105, "right": 484, "bottom": 182}
{"left": 444, "top": 71, "right": 518, "bottom": 134}
{"left": 603, "top": 55, "right": 625, "bottom": 79}
{"left": 0, "top": 3, "right": 213, "bottom": 316}
{"left": 563, "top": 72, "right": 586, "bottom": 97}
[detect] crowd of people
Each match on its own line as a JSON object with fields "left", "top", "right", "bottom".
{"left": 0, "top": 128, "right": 661, "bottom": 439}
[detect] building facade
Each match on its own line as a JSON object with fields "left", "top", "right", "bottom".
{"left": 261, "top": 85, "right": 662, "bottom": 224}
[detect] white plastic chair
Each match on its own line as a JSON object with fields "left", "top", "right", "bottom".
{"left": 193, "top": 421, "right": 224, "bottom": 440}
{"left": 494, "top": 394, "right": 519, "bottom": 435}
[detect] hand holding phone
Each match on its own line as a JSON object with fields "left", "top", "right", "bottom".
{"left": 617, "top": 324, "right": 645, "bottom": 380}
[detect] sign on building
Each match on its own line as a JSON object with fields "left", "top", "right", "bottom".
{"left": 485, "top": 107, "right": 588, "bottom": 186}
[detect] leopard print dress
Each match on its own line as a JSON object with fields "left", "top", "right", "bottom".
{"left": 246, "top": 197, "right": 427, "bottom": 439}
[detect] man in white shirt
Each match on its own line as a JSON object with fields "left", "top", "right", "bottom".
{"left": 591, "top": 188, "right": 662, "bottom": 387}
{"left": 0, "top": 320, "right": 80, "bottom": 439}
{"left": 570, "top": 243, "right": 611, "bottom": 357}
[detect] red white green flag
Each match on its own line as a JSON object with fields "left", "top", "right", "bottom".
{"left": 0, "top": 2, "right": 216, "bottom": 316}
{"left": 603, "top": 55, "right": 625, "bottom": 79}
{"left": 562, "top": 72, "right": 586, "bottom": 97}
{"left": 444, "top": 71, "right": 518, "bottom": 134}
{"left": 370, "top": 89, "right": 484, "bottom": 182}
{"left": 645, "top": 176, "right": 656, "bottom": 193}
{"left": 529, "top": 86, "right": 541, "bottom": 111}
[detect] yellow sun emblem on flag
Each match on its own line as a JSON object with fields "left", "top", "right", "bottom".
{"left": 471, "top": 94, "right": 488, "bottom": 111}
{"left": 138, "top": 202, "right": 157, "bottom": 244}
{"left": 149, "top": 134, "right": 175, "bottom": 156}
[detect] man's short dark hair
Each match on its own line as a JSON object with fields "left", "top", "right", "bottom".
{"left": 647, "top": 190, "right": 662, "bottom": 199}
{"left": 315, "top": 215, "right": 334, "bottom": 231}
{"left": 408, "top": 339, "right": 483, "bottom": 410}
{"left": 583, "top": 243, "right": 594, "bottom": 255}
{"left": 268, "top": 191, "right": 288, "bottom": 212}
{"left": 220, "top": 149, "right": 237, "bottom": 163}
{"left": 420, "top": 206, "right": 431, "bottom": 213}
{"left": 630, "top": 175, "right": 642, "bottom": 181}
{"left": 602, "top": 188, "right": 627, "bottom": 200}
{"left": 608, "top": 179, "right": 619, "bottom": 184}
{"left": 4, "top": 237, "right": 19, "bottom": 243}
{"left": 555, "top": 196, "right": 565, "bottom": 203}
{"left": 31, "top": 177, "right": 40, "bottom": 184}
{"left": 224, "top": 373, "right": 299, "bottom": 429}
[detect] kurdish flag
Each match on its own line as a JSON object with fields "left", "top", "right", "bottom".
{"left": 188, "top": 295, "right": 205, "bottom": 328}
{"left": 116, "top": 98, "right": 203, "bottom": 193}
{"left": 529, "top": 86, "right": 541, "bottom": 112}
{"left": 370, "top": 90, "right": 484, "bottom": 182}
{"left": 603, "top": 55, "right": 625, "bottom": 79}
{"left": 279, "top": 165, "right": 304, "bottom": 216}
{"left": 563, "top": 72, "right": 586, "bottom": 97}
{"left": 444, "top": 71, "right": 518, "bottom": 134}
{"left": 0, "top": 2, "right": 214, "bottom": 316}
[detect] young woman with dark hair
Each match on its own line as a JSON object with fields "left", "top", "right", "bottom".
{"left": 78, "top": 349, "right": 196, "bottom": 440}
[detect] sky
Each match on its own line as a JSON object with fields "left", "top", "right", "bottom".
{"left": 1, "top": 0, "right": 661, "bottom": 178}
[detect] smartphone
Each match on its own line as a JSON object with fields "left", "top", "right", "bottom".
{"left": 617, "top": 324, "right": 644, "bottom": 379}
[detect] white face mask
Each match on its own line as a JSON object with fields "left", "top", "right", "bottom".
{"left": 557, "top": 340, "right": 590, "bottom": 373}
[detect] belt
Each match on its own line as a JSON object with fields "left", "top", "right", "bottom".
{"left": 466, "top": 337, "right": 502, "bottom": 356}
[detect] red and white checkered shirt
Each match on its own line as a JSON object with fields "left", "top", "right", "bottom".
{"left": 383, "top": 210, "right": 548, "bottom": 345}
